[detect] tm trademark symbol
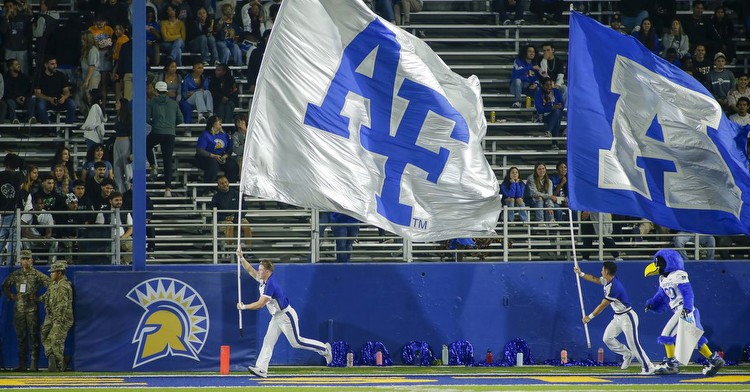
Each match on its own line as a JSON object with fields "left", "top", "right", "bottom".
{"left": 412, "top": 218, "right": 428, "bottom": 230}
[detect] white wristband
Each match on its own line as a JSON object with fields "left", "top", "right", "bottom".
{"left": 588, "top": 313, "right": 595, "bottom": 319}
{"left": 578, "top": 271, "right": 585, "bottom": 278}
{"left": 242, "top": 304, "right": 246, "bottom": 310}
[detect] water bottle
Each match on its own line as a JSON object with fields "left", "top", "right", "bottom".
{"left": 414, "top": 350, "right": 421, "bottom": 366}
{"left": 485, "top": 349, "right": 493, "bottom": 365}
{"left": 442, "top": 344, "right": 449, "bottom": 365}
{"left": 375, "top": 350, "right": 383, "bottom": 366}
{"left": 560, "top": 348, "right": 568, "bottom": 364}
{"left": 490, "top": 111, "right": 496, "bottom": 123}
{"left": 346, "top": 350, "right": 354, "bottom": 367}
{"left": 717, "top": 349, "right": 724, "bottom": 359}
{"left": 597, "top": 347, "right": 604, "bottom": 363}
{"left": 516, "top": 352, "right": 524, "bottom": 367}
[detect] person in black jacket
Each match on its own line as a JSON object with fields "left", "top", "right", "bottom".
{"left": 208, "top": 63, "right": 237, "bottom": 123}
{"left": 245, "top": 28, "right": 269, "bottom": 93}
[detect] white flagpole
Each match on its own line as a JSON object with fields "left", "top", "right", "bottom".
{"left": 236, "top": 185, "right": 245, "bottom": 337}
{"left": 568, "top": 208, "right": 591, "bottom": 348}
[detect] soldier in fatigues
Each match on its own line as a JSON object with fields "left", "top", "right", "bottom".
{"left": 2, "top": 249, "right": 50, "bottom": 371}
{"left": 41, "top": 261, "right": 73, "bottom": 372}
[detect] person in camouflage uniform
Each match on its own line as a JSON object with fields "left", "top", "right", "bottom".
{"left": 2, "top": 249, "right": 50, "bottom": 371}
{"left": 41, "top": 261, "right": 73, "bottom": 372}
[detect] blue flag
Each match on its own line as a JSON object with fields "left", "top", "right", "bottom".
{"left": 567, "top": 12, "right": 750, "bottom": 235}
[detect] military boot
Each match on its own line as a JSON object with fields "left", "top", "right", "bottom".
{"left": 13, "top": 355, "right": 27, "bottom": 372}
{"left": 47, "top": 356, "right": 58, "bottom": 372}
{"left": 30, "top": 357, "right": 38, "bottom": 372}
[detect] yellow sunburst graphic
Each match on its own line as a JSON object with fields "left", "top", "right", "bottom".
{"left": 126, "top": 278, "right": 210, "bottom": 368}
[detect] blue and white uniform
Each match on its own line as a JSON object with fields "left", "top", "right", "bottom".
{"left": 253, "top": 273, "right": 328, "bottom": 373}
{"left": 601, "top": 276, "right": 653, "bottom": 372}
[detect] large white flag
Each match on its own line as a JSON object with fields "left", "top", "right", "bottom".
{"left": 241, "top": 0, "right": 501, "bottom": 242}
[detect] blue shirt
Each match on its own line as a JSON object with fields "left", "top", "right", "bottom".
{"left": 602, "top": 276, "right": 632, "bottom": 313}
{"left": 260, "top": 274, "right": 290, "bottom": 316}
{"left": 197, "top": 131, "right": 232, "bottom": 155}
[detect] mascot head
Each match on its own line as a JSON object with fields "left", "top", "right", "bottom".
{"left": 644, "top": 249, "right": 684, "bottom": 277}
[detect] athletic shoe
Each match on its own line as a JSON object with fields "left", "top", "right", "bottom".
{"left": 621, "top": 353, "right": 633, "bottom": 370}
{"left": 28, "top": 116, "right": 37, "bottom": 124}
{"left": 502, "top": 19, "right": 512, "bottom": 25}
{"left": 703, "top": 352, "right": 725, "bottom": 377}
{"left": 248, "top": 366, "right": 268, "bottom": 378}
{"left": 639, "top": 367, "right": 655, "bottom": 375}
{"left": 511, "top": 102, "right": 521, "bottom": 108}
{"left": 514, "top": 19, "right": 525, "bottom": 25}
{"left": 164, "top": 189, "right": 172, "bottom": 198}
{"left": 324, "top": 342, "right": 333, "bottom": 365}
{"left": 653, "top": 357, "right": 679, "bottom": 375}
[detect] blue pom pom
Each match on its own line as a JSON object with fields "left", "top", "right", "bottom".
{"left": 401, "top": 341, "right": 434, "bottom": 366}
{"left": 329, "top": 341, "right": 350, "bottom": 367}
{"left": 358, "top": 341, "right": 393, "bottom": 366}
{"left": 448, "top": 340, "right": 474, "bottom": 366}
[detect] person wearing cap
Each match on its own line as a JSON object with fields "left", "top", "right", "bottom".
{"left": 57, "top": 193, "right": 86, "bottom": 263}
{"left": 2, "top": 249, "right": 51, "bottom": 371}
{"left": 147, "top": 80, "right": 184, "bottom": 198}
{"left": 41, "top": 261, "right": 73, "bottom": 372}
{"left": 705, "top": 52, "right": 735, "bottom": 112}
{"left": 20, "top": 195, "right": 58, "bottom": 262}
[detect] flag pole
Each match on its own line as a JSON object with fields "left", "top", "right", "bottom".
{"left": 236, "top": 185, "right": 245, "bottom": 337}
{"left": 568, "top": 208, "right": 591, "bottom": 348}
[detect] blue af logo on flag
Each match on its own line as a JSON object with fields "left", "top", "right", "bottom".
{"left": 304, "top": 19, "right": 469, "bottom": 227}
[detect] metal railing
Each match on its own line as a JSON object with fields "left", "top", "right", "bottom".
{"left": 1, "top": 206, "right": 747, "bottom": 265}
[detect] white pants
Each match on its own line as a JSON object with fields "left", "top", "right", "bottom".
{"left": 603, "top": 309, "right": 652, "bottom": 370}
{"left": 255, "top": 306, "right": 327, "bottom": 371}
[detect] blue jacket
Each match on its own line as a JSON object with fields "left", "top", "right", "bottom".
{"left": 181, "top": 74, "right": 210, "bottom": 101}
{"left": 500, "top": 181, "right": 525, "bottom": 200}
{"left": 534, "top": 87, "right": 564, "bottom": 114}
{"left": 511, "top": 58, "right": 539, "bottom": 84}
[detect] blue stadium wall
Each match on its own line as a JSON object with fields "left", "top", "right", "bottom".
{"left": 1, "top": 261, "right": 748, "bottom": 371}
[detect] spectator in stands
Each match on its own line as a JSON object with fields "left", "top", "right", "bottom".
{"left": 84, "top": 160, "right": 109, "bottom": 204}
{"left": 145, "top": 7, "right": 162, "bottom": 66}
{"left": 705, "top": 52, "right": 735, "bottom": 112}
{"left": 632, "top": 18, "right": 659, "bottom": 55}
{"left": 81, "top": 144, "right": 114, "bottom": 182}
{"left": 494, "top": 0, "right": 527, "bottom": 25}
{"left": 111, "top": 24, "right": 130, "bottom": 101}
{"left": 1, "top": 0, "right": 32, "bottom": 75}
{"left": 242, "top": 0, "right": 266, "bottom": 41}
{"left": 549, "top": 160, "right": 567, "bottom": 221}
{"left": 169, "top": 0, "right": 193, "bottom": 22}
{"left": 650, "top": 0, "right": 676, "bottom": 35}
{"left": 539, "top": 42, "right": 566, "bottom": 104}
{"left": 663, "top": 48, "right": 681, "bottom": 67}
{"left": 215, "top": 3, "right": 243, "bottom": 66}
{"left": 113, "top": 98, "right": 132, "bottom": 192}
{"left": 209, "top": 63, "right": 237, "bottom": 123}
{"left": 580, "top": 211, "right": 621, "bottom": 261}
{"left": 52, "top": 164, "right": 72, "bottom": 194}
{"left": 609, "top": 13, "right": 626, "bottom": 34}
{"left": 182, "top": 60, "right": 213, "bottom": 123}
{"left": 20, "top": 196, "right": 57, "bottom": 260}
{"left": 0, "top": 153, "right": 23, "bottom": 265}
{"left": 71, "top": 179, "right": 93, "bottom": 216}
{"left": 88, "top": 13, "right": 115, "bottom": 103}
{"left": 90, "top": 177, "right": 115, "bottom": 211}
{"left": 156, "top": 59, "right": 182, "bottom": 100}
{"left": 95, "top": 191, "right": 132, "bottom": 264}
{"left": 618, "top": 0, "right": 649, "bottom": 33}
{"left": 681, "top": 56, "right": 695, "bottom": 77}
{"left": 728, "top": 74, "right": 750, "bottom": 114}
{"left": 531, "top": 0, "right": 564, "bottom": 25}
{"left": 246, "top": 28, "right": 270, "bottom": 93}
{"left": 330, "top": 212, "right": 359, "bottom": 263}
{"left": 510, "top": 45, "right": 539, "bottom": 109}
{"left": 32, "top": 173, "right": 65, "bottom": 213}
{"left": 682, "top": 1, "right": 719, "bottom": 54}
{"left": 631, "top": 219, "right": 670, "bottom": 242}
{"left": 112, "top": 35, "right": 132, "bottom": 101}
{"left": 534, "top": 77, "right": 563, "bottom": 150}
{"left": 187, "top": 7, "right": 218, "bottom": 66}
{"left": 19, "top": 164, "right": 39, "bottom": 210}
{"left": 195, "top": 115, "right": 239, "bottom": 183}
{"left": 729, "top": 96, "right": 750, "bottom": 126}
{"left": 500, "top": 166, "right": 527, "bottom": 222}
{"left": 33, "top": 56, "right": 77, "bottom": 126}
{"left": 692, "top": 44, "right": 711, "bottom": 85}
{"left": 31, "top": 0, "right": 60, "bottom": 86}
{"left": 711, "top": 6, "right": 735, "bottom": 65}
{"left": 0, "top": 73, "right": 6, "bottom": 123}
{"left": 661, "top": 19, "right": 689, "bottom": 60}
{"left": 393, "top": 0, "right": 422, "bottom": 26}
{"left": 231, "top": 113, "right": 246, "bottom": 169}
{"left": 122, "top": 183, "right": 156, "bottom": 256}
{"left": 147, "top": 81, "right": 184, "bottom": 197}
{"left": 82, "top": 89, "right": 107, "bottom": 150}
{"left": 99, "top": 0, "right": 129, "bottom": 28}
{"left": 56, "top": 193, "right": 85, "bottom": 263}
{"left": 3, "top": 58, "right": 35, "bottom": 124}
{"left": 80, "top": 31, "right": 101, "bottom": 104}
{"left": 525, "top": 162, "right": 557, "bottom": 223}
{"left": 160, "top": 4, "right": 186, "bottom": 66}
{"left": 210, "top": 175, "right": 252, "bottom": 248}
{"left": 674, "top": 231, "right": 715, "bottom": 260}
{"left": 51, "top": 146, "right": 76, "bottom": 182}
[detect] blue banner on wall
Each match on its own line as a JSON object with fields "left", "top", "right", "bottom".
{"left": 74, "top": 272, "right": 256, "bottom": 371}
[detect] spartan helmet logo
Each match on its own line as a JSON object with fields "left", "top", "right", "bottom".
{"left": 127, "top": 278, "right": 209, "bottom": 368}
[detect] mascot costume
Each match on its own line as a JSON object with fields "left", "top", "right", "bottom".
{"left": 644, "top": 249, "right": 724, "bottom": 376}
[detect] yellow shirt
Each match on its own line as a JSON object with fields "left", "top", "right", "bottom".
{"left": 160, "top": 19, "right": 186, "bottom": 42}
{"left": 113, "top": 35, "right": 130, "bottom": 61}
